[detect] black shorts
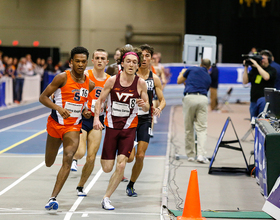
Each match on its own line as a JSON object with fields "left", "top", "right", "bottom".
{"left": 136, "top": 122, "right": 152, "bottom": 143}
{"left": 82, "top": 115, "right": 104, "bottom": 132}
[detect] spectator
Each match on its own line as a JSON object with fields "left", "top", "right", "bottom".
{"left": 209, "top": 63, "right": 219, "bottom": 111}
{"left": 45, "top": 57, "right": 55, "bottom": 72}
{"left": 62, "top": 58, "right": 71, "bottom": 71}
{"left": 25, "top": 54, "right": 34, "bottom": 76}
{"left": 15, "top": 57, "right": 28, "bottom": 103}
{"left": 34, "top": 58, "right": 44, "bottom": 77}
{"left": 4, "top": 57, "right": 16, "bottom": 78}
{"left": 13, "top": 57, "right": 18, "bottom": 69}
{"left": 0, "top": 51, "right": 4, "bottom": 77}
{"left": 54, "top": 61, "right": 64, "bottom": 74}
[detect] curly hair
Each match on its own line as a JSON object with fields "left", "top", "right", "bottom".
{"left": 139, "top": 44, "right": 154, "bottom": 57}
{"left": 117, "top": 45, "right": 143, "bottom": 67}
{"left": 71, "top": 46, "right": 89, "bottom": 59}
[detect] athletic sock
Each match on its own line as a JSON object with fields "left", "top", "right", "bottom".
{"left": 76, "top": 186, "right": 83, "bottom": 191}
{"left": 127, "top": 181, "right": 135, "bottom": 189}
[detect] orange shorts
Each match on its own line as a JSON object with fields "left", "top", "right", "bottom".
{"left": 46, "top": 116, "right": 82, "bottom": 140}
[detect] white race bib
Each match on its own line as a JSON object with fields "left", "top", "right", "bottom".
{"left": 138, "top": 106, "right": 149, "bottom": 115}
{"left": 91, "top": 99, "right": 104, "bottom": 114}
{"left": 112, "top": 101, "right": 130, "bottom": 117}
{"left": 64, "top": 102, "right": 83, "bottom": 118}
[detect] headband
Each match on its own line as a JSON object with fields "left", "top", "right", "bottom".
{"left": 122, "top": 52, "right": 139, "bottom": 61}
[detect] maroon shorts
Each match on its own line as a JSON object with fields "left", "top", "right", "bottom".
{"left": 101, "top": 127, "right": 137, "bottom": 160}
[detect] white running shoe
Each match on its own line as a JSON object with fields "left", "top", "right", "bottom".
{"left": 45, "top": 197, "right": 59, "bottom": 211}
{"left": 76, "top": 186, "right": 87, "bottom": 196}
{"left": 71, "top": 160, "right": 77, "bottom": 171}
{"left": 197, "top": 155, "right": 209, "bottom": 164}
{"left": 187, "top": 157, "right": 195, "bottom": 162}
{"left": 101, "top": 197, "right": 115, "bottom": 210}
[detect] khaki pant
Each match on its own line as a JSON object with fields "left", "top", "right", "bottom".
{"left": 182, "top": 94, "right": 208, "bottom": 158}
{"left": 210, "top": 87, "right": 218, "bottom": 110}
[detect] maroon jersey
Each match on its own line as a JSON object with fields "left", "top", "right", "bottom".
{"left": 104, "top": 73, "right": 140, "bottom": 129}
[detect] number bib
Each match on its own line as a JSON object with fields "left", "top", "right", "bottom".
{"left": 80, "top": 88, "right": 89, "bottom": 98}
{"left": 64, "top": 102, "right": 83, "bottom": 117}
{"left": 91, "top": 100, "right": 104, "bottom": 114}
{"left": 112, "top": 101, "right": 130, "bottom": 117}
{"left": 138, "top": 106, "right": 149, "bottom": 115}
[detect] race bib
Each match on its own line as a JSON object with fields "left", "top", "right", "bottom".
{"left": 138, "top": 106, "right": 149, "bottom": 115}
{"left": 146, "top": 79, "right": 154, "bottom": 90}
{"left": 112, "top": 101, "right": 130, "bottom": 117}
{"left": 130, "top": 98, "right": 137, "bottom": 109}
{"left": 80, "top": 88, "right": 89, "bottom": 98}
{"left": 91, "top": 99, "right": 104, "bottom": 113}
{"left": 64, "top": 102, "right": 83, "bottom": 117}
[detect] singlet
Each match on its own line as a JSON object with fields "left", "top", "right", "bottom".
{"left": 104, "top": 73, "right": 140, "bottom": 129}
{"left": 87, "top": 69, "right": 110, "bottom": 116}
{"left": 51, "top": 70, "right": 90, "bottom": 126}
{"left": 138, "top": 71, "right": 154, "bottom": 124}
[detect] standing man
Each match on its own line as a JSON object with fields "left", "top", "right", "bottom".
{"left": 243, "top": 50, "right": 276, "bottom": 119}
{"left": 126, "top": 44, "right": 166, "bottom": 197}
{"left": 209, "top": 63, "right": 219, "bottom": 111}
{"left": 177, "top": 59, "right": 211, "bottom": 163}
{"left": 93, "top": 46, "right": 149, "bottom": 210}
{"left": 39, "top": 46, "right": 94, "bottom": 210}
{"left": 70, "top": 49, "right": 110, "bottom": 196}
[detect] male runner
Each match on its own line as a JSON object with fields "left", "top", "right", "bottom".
{"left": 126, "top": 44, "right": 166, "bottom": 197}
{"left": 93, "top": 46, "right": 149, "bottom": 210}
{"left": 71, "top": 49, "right": 110, "bottom": 196}
{"left": 39, "top": 46, "right": 94, "bottom": 211}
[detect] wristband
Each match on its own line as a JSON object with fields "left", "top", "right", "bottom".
{"left": 157, "top": 107, "right": 161, "bottom": 111}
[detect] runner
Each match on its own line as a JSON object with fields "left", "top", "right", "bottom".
{"left": 126, "top": 44, "right": 166, "bottom": 197}
{"left": 93, "top": 46, "right": 149, "bottom": 210}
{"left": 39, "top": 46, "right": 94, "bottom": 210}
{"left": 71, "top": 49, "right": 110, "bottom": 196}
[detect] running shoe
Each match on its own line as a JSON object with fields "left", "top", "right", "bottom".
{"left": 101, "top": 197, "right": 115, "bottom": 210}
{"left": 45, "top": 197, "right": 59, "bottom": 211}
{"left": 126, "top": 187, "right": 138, "bottom": 197}
{"left": 76, "top": 186, "right": 87, "bottom": 196}
{"left": 197, "top": 155, "right": 209, "bottom": 164}
{"left": 121, "top": 176, "right": 128, "bottom": 182}
{"left": 71, "top": 160, "right": 77, "bottom": 171}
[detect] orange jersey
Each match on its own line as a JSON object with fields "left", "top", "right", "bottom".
{"left": 87, "top": 69, "right": 110, "bottom": 116}
{"left": 51, "top": 70, "right": 90, "bottom": 126}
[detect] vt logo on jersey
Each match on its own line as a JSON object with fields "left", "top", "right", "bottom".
{"left": 116, "top": 92, "right": 133, "bottom": 102}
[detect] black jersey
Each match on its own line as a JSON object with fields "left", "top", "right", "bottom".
{"left": 138, "top": 71, "right": 154, "bottom": 124}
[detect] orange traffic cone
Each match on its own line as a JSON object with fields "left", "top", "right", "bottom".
{"left": 177, "top": 169, "right": 206, "bottom": 220}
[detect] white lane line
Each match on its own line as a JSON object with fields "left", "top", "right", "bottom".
{"left": 0, "top": 211, "right": 160, "bottom": 216}
{"left": 0, "top": 148, "right": 63, "bottom": 196}
{"left": 64, "top": 168, "right": 103, "bottom": 220}
{"left": 0, "top": 113, "right": 49, "bottom": 133}
{"left": 0, "top": 105, "right": 45, "bottom": 120}
{"left": 161, "top": 105, "right": 173, "bottom": 220}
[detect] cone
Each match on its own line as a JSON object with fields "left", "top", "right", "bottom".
{"left": 177, "top": 169, "right": 206, "bottom": 220}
